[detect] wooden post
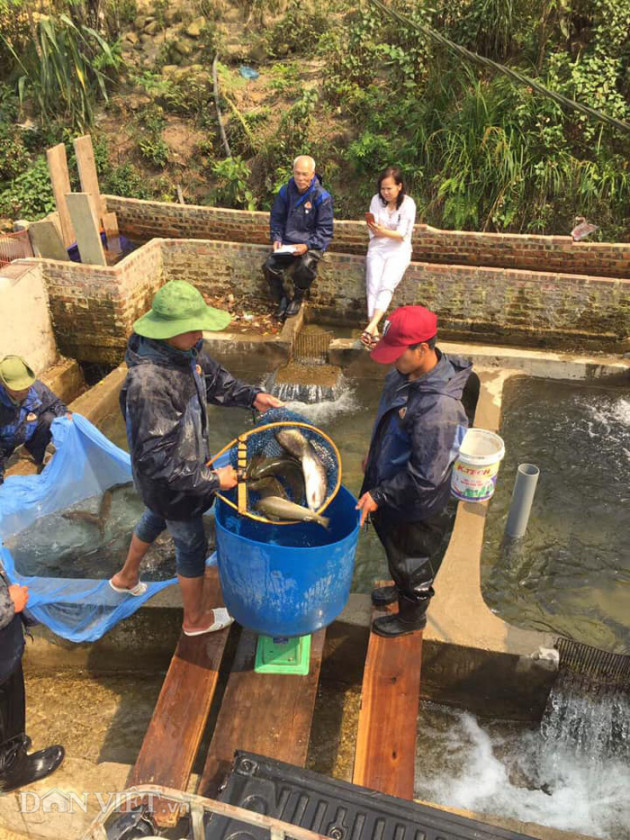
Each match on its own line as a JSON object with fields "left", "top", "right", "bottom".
{"left": 65, "top": 193, "right": 106, "bottom": 266}
{"left": 28, "top": 220, "right": 70, "bottom": 261}
{"left": 73, "top": 134, "right": 105, "bottom": 228}
{"left": 46, "top": 144, "right": 75, "bottom": 248}
{"left": 102, "top": 211, "right": 122, "bottom": 255}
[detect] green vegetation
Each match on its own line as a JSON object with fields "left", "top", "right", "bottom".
{"left": 1, "top": 12, "right": 121, "bottom": 131}
{"left": 0, "top": 0, "right": 629, "bottom": 237}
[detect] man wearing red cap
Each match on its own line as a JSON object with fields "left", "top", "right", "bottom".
{"left": 356, "top": 306, "right": 473, "bottom": 637}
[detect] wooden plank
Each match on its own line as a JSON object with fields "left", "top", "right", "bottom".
{"left": 65, "top": 192, "right": 107, "bottom": 266}
{"left": 198, "top": 627, "right": 326, "bottom": 799}
{"left": 73, "top": 134, "right": 105, "bottom": 225}
{"left": 46, "top": 143, "right": 75, "bottom": 247}
{"left": 103, "top": 211, "right": 122, "bottom": 257}
{"left": 28, "top": 220, "right": 69, "bottom": 261}
{"left": 128, "top": 569, "right": 231, "bottom": 796}
{"left": 352, "top": 581, "right": 423, "bottom": 799}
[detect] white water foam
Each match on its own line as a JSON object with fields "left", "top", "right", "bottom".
{"left": 276, "top": 381, "right": 360, "bottom": 426}
{"left": 415, "top": 707, "right": 630, "bottom": 839}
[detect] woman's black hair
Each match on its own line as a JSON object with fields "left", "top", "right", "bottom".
{"left": 377, "top": 166, "right": 406, "bottom": 210}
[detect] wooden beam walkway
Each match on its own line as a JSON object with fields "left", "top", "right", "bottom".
{"left": 130, "top": 575, "right": 423, "bottom": 814}
{"left": 352, "top": 582, "right": 424, "bottom": 799}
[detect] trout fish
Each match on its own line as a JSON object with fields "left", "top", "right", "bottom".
{"left": 248, "top": 455, "right": 305, "bottom": 502}
{"left": 62, "top": 488, "right": 113, "bottom": 537}
{"left": 248, "top": 476, "right": 288, "bottom": 499}
{"left": 275, "top": 429, "right": 327, "bottom": 511}
{"left": 256, "top": 496, "right": 330, "bottom": 529}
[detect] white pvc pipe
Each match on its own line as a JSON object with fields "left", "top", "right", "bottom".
{"left": 505, "top": 463, "right": 540, "bottom": 539}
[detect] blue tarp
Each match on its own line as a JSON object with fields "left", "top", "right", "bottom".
{"left": 0, "top": 415, "right": 177, "bottom": 642}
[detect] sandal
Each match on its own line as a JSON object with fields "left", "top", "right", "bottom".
{"left": 183, "top": 608, "right": 234, "bottom": 637}
{"left": 109, "top": 578, "right": 148, "bottom": 597}
{"left": 360, "top": 330, "right": 379, "bottom": 350}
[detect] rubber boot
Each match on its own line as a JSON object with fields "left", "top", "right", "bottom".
{"left": 284, "top": 289, "right": 305, "bottom": 318}
{"left": 0, "top": 734, "right": 65, "bottom": 793}
{"left": 267, "top": 273, "right": 287, "bottom": 319}
{"left": 274, "top": 297, "right": 288, "bottom": 320}
{"left": 371, "top": 589, "right": 434, "bottom": 638}
{"left": 371, "top": 584, "right": 398, "bottom": 606}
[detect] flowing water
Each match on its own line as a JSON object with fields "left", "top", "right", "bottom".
{"left": 414, "top": 684, "right": 630, "bottom": 839}
{"left": 482, "top": 377, "right": 630, "bottom": 653}
{"left": 4, "top": 482, "right": 214, "bottom": 581}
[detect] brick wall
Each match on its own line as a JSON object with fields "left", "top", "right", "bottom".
{"left": 105, "top": 195, "right": 630, "bottom": 279}
{"left": 34, "top": 239, "right": 164, "bottom": 363}
{"left": 19, "top": 236, "right": 629, "bottom": 364}
{"left": 157, "top": 239, "right": 630, "bottom": 349}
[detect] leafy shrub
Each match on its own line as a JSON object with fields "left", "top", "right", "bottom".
{"left": 139, "top": 136, "right": 170, "bottom": 169}
{"left": 209, "top": 156, "right": 256, "bottom": 210}
{"left": 101, "top": 163, "right": 152, "bottom": 199}
{"left": 0, "top": 156, "right": 55, "bottom": 219}
{"left": 265, "top": 0, "right": 329, "bottom": 57}
{"left": 0, "top": 125, "right": 30, "bottom": 182}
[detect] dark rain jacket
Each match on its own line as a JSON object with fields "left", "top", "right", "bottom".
{"left": 361, "top": 351, "right": 473, "bottom": 522}
{"left": 0, "top": 382, "right": 67, "bottom": 484}
{"left": 0, "top": 572, "right": 24, "bottom": 684}
{"left": 269, "top": 175, "right": 334, "bottom": 252}
{"left": 120, "top": 335, "right": 261, "bottom": 521}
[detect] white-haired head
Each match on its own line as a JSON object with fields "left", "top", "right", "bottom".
{"left": 293, "top": 155, "right": 316, "bottom": 193}
{"left": 293, "top": 154, "right": 316, "bottom": 172}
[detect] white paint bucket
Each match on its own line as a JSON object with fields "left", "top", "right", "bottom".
{"left": 451, "top": 429, "right": 505, "bottom": 502}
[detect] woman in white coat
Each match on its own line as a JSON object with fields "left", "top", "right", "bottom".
{"left": 361, "top": 167, "right": 416, "bottom": 348}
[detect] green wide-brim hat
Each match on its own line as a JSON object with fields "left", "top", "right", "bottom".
{"left": 133, "top": 280, "right": 231, "bottom": 339}
{"left": 0, "top": 355, "right": 36, "bottom": 391}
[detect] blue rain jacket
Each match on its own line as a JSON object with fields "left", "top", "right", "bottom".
{"left": 120, "top": 335, "right": 261, "bottom": 521}
{"left": 269, "top": 175, "right": 333, "bottom": 252}
{"left": 0, "top": 382, "right": 67, "bottom": 483}
{"left": 362, "top": 351, "right": 473, "bottom": 522}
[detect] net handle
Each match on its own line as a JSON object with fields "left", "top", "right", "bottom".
{"left": 206, "top": 420, "right": 342, "bottom": 525}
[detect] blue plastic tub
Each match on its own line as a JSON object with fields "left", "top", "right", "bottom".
{"left": 215, "top": 486, "right": 360, "bottom": 637}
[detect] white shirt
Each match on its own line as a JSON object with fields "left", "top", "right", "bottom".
{"left": 367, "top": 194, "right": 416, "bottom": 253}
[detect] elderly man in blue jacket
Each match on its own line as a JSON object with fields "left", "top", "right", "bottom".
{"left": 0, "top": 356, "right": 68, "bottom": 485}
{"left": 264, "top": 155, "right": 333, "bottom": 320}
{"left": 356, "top": 306, "right": 474, "bottom": 637}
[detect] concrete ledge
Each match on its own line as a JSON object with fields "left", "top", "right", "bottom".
{"left": 201, "top": 305, "right": 304, "bottom": 379}
{"left": 40, "top": 357, "right": 85, "bottom": 406}
{"left": 329, "top": 339, "right": 630, "bottom": 381}
{"left": 68, "top": 363, "right": 127, "bottom": 425}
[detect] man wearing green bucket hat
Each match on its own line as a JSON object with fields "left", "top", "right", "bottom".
{"left": 109, "top": 280, "right": 283, "bottom": 637}
{"left": 356, "top": 306, "right": 475, "bottom": 638}
{"left": 0, "top": 356, "right": 68, "bottom": 486}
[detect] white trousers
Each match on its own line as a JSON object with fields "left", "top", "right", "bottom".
{"left": 365, "top": 247, "right": 412, "bottom": 318}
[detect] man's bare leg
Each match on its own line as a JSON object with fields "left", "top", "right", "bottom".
{"left": 110, "top": 534, "right": 151, "bottom": 590}
{"left": 178, "top": 574, "right": 217, "bottom": 631}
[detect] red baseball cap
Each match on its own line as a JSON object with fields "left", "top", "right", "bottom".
{"left": 370, "top": 306, "right": 438, "bottom": 364}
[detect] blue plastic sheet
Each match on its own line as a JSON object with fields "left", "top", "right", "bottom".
{"left": 239, "top": 65, "right": 259, "bottom": 80}
{"left": 0, "top": 415, "right": 176, "bottom": 642}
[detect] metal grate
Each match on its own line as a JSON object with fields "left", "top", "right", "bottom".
{"left": 0, "top": 230, "right": 34, "bottom": 267}
{"left": 293, "top": 329, "right": 333, "bottom": 364}
{"left": 557, "top": 637, "right": 630, "bottom": 689}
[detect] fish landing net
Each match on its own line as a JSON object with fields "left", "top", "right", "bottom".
{"left": 208, "top": 408, "right": 341, "bottom": 525}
